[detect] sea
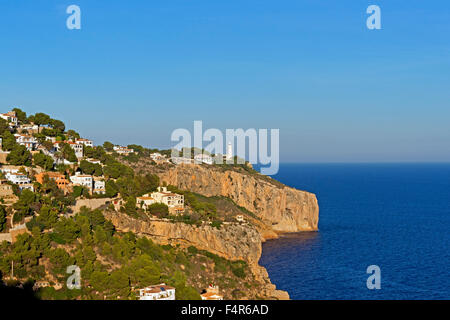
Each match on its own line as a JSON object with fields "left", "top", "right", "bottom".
{"left": 258, "top": 163, "right": 450, "bottom": 299}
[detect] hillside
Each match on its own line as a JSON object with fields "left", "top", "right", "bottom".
{"left": 0, "top": 108, "right": 315, "bottom": 300}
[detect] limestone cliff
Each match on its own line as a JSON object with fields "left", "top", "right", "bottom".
{"left": 103, "top": 211, "right": 262, "bottom": 264}
{"left": 156, "top": 165, "right": 319, "bottom": 237}
{"left": 103, "top": 211, "right": 289, "bottom": 299}
{"left": 117, "top": 161, "right": 320, "bottom": 300}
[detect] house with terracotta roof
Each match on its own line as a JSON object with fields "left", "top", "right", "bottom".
{"left": 35, "top": 172, "right": 70, "bottom": 191}
{"left": 52, "top": 141, "right": 83, "bottom": 158}
{"left": 75, "top": 138, "right": 93, "bottom": 148}
{"left": 0, "top": 111, "right": 18, "bottom": 127}
{"left": 65, "top": 141, "right": 83, "bottom": 158}
{"left": 136, "top": 187, "right": 184, "bottom": 214}
{"left": 137, "top": 186, "right": 184, "bottom": 214}
{"left": 152, "top": 186, "right": 184, "bottom": 212}
{"left": 136, "top": 195, "right": 155, "bottom": 209}
{"left": 14, "top": 134, "right": 38, "bottom": 151}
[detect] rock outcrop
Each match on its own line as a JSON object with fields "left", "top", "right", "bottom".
{"left": 117, "top": 161, "right": 320, "bottom": 300}
{"left": 103, "top": 211, "right": 262, "bottom": 264}
{"left": 103, "top": 211, "right": 289, "bottom": 299}
{"left": 157, "top": 165, "right": 319, "bottom": 236}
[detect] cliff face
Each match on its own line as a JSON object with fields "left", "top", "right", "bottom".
{"left": 157, "top": 165, "right": 319, "bottom": 236}
{"left": 117, "top": 161, "right": 320, "bottom": 300}
{"left": 103, "top": 211, "right": 262, "bottom": 264}
{"left": 103, "top": 211, "right": 289, "bottom": 299}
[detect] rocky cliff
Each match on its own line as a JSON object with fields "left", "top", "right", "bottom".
{"left": 103, "top": 210, "right": 289, "bottom": 299}
{"left": 118, "top": 161, "right": 320, "bottom": 299}
{"left": 156, "top": 164, "right": 319, "bottom": 237}
{"left": 103, "top": 211, "right": 262, "bottom": 264}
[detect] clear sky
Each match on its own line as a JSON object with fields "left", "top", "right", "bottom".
{"left": 0, "top": 0, "right": 449, "bottom": 162}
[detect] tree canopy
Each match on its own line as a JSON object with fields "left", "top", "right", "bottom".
{"left": 33, "top": 153, "right": 54, "bottom": 170}
{"left": 7, "top": 145, "right": 32, "bottom": 166}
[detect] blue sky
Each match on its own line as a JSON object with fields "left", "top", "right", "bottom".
{"left": 0, "top": 0, "right": 449, "bottom": 162}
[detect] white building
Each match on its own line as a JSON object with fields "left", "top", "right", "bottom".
{"left": 136, "top": 195, "right": 155, "bottom": 209}
{"left": 152, "top": 187, "right": 184, "bottom": 208}
{"left": 113, "top": 146, "right": 134, "bottom": 155}
{"left": 75, "top": 138, "right": 93, "bottom": 148}
{"left": 18, "top": 183, "right": 34, "bottom": 192}
{"left": 18, "top": 124, "right": 39, "bottom": 133}
{"left": 66, "top": 141, "right": 83, "bottom": 158}
{"left": 150, "top": 152, "right": 163, "bottom": 160}
{"left": 70, "top": 172, "right": 93, "bottom": 189}
{"left": 14, "top": 134, "right": 38, "bottom": 151}
{"left": 93, "top": 178, "right": 105, "bottom": 194}
{"left": 5, "top": 172, "right": 31, "bottom": 185}
{"left": 0, "top": 111, "right": 18, "bottom": 127}
{"left": 201, "top": 285, "right": 223, "bottom": 300}
{"left": 137, "top": 186, "right": 184, "bottom": 214}
{"left": 139, "top": 284, "right": 175, "bottom": 301}
{"left": 45, "top": 136, "right": 56, "bottom": 143}
{"left": 0, "top": 166, "right": 20, "bottom": 175}
{"left": 55, "top": 158, "right": 75, "bottom": 166}
{"left": 171, "top": 156, "right": 194, "bottom": 165}
{"left": 53, "top": 141, "right": 83, "bottom": 158}
{"left": 150, "top": 153, "right": 168, "bottom": 163}
{"left": 194, "top": 154, "right": 213, "bottom": 165}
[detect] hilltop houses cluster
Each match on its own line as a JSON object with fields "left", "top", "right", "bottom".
{"left": 170, "top": 142, "right": 233, "bottom": 166}
{"left": 0, "top": 110, "right": 104, "bottom": 196}
{"left": 0, "top": 109, "right": 186, "bottom": 205}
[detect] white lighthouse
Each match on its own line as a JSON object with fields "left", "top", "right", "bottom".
{"left": 226, "top": 142, "right": 233, "bottom": 161}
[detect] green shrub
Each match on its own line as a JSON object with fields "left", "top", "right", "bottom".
{"left": 187, "top": 246, "right": 198, "bottom": 255}
{"left": 211, "top": 220, "right": 222, "bottom": 229}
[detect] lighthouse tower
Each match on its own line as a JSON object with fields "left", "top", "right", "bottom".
{"left": 226, "top": 142, "right": 233, "bottom": 161}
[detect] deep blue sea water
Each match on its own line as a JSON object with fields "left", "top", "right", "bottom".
{"left": 258, "top": 164, "right": 450, "bottom": 300}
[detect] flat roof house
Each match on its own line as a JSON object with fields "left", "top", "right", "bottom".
{"left": 70, "top": 172, "right": 93, "bottom": 190}
{"left": 138, "top": 284, "right": 175, "bottom": 300}
{"left": 113, "top": 146, "right": 134, "bottom": 155}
